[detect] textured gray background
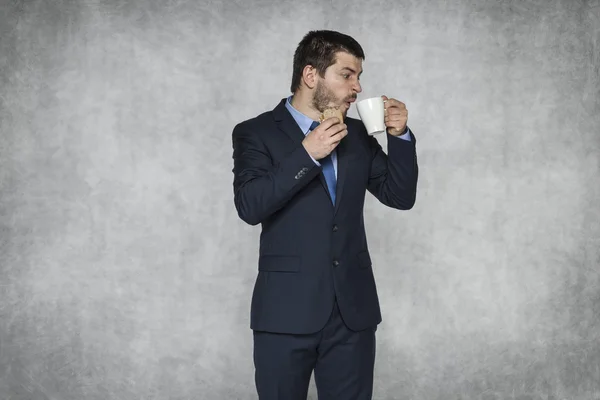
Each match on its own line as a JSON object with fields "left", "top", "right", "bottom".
{"left": 1, "top": 0, "right": 599, "bottom": 399}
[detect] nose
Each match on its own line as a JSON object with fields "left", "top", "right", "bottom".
{"left": 353, "top": 80, "right": 362, "bottom": 94}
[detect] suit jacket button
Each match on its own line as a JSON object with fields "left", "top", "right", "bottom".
{"left": 332, "top": 260, "right": 339, "bottom": 267}
{"left": 332, "top": 225, "right": 338, "bottom": 232}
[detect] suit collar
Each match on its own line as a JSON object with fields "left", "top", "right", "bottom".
{"left": 284, "top": 96, "right": 317, "bottom": 135}
{"left": 273, "top": 98, "right": 305, "bottom": 145}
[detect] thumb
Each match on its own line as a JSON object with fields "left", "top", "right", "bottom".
{"left": 381, "top": 95, "right": 389, "bottom": 102}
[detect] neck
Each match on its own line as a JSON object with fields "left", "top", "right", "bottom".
{"left": 290, "top": 90, "right": 321, "bottom": 121}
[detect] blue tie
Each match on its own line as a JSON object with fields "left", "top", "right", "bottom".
{"left": 310, "top": 121, "right": 336, "bottom": 205}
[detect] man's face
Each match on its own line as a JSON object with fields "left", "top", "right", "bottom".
{"left": 311, "top": 51, "right": 363, "bottom": 115}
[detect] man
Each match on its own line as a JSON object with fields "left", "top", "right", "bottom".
{"left": 231, "top": 30, "right": 418, "bottom": 399}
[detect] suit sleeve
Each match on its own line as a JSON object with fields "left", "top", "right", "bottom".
{"left": 366, "top": 128, "right": 418, "bottom": 210}
{"left": 232, "top": 123, "right": 322, "bottom": 225}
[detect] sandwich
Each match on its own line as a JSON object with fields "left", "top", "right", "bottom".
{"left": 319, "top": 107, "right": 344, "bottom": 123}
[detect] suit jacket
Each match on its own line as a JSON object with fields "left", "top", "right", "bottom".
{"left": 232, "top": 98, "right": 418, "bottom": 334}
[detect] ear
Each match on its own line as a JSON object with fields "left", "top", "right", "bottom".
{"left": 301, "top": 65, "right": 318, "bottom": 90}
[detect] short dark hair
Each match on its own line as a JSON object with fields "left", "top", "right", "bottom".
{"left": 290, "top": 30, "right": 365, "bottom": 93}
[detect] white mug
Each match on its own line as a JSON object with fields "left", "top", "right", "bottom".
{"left": 356, "top": 96, "right": 386, "bottom": 135}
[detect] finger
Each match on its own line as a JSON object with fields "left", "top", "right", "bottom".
{"left": 320, "top": 117, "right": 342, "bottom": 129}
{"left": 329, "top": 126, "right": 348, "bottom": 139}
{"left": 385, "top": 110, "right": 407, "bottom": 118}
{"left": 381, "top": 95, "right": 389, "bottom": 102}
{"left": 330, "top": 137, "right": 343, "bottom": 146}
{"left": 330, "top": 136, "right": 345, "bottom": 147}
{"left": 327, "top": 128, "right": 348, "bottom": 144}
{"left": 385, "top": 109, "right": 408, "bottom": 119}
{"left": 385, "top": 121, "right": 407, "bottom": 130}
{"left": 387, "top": 127, "right": 405, "bottom": 135}
{"left": 384, "top": 98, "right": 406, "bottom": 109}
{"left": 385, "top": 109, "right": 404, "bottom": 118}
{"left": 385, "top": 125, "right": 406, "bottom": 133}
{"left": 386, "top": 105, "right": 406, "bottom": 114}
{"left": 384, "top": 101, "right": 404, "bottom": 117}
{"left": 325, "top": 123, "right": 347, "bottom": 137}
{"left": 385, "top": 114, "right": 408, "bottom": 123}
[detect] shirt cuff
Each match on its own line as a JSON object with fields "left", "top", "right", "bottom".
{"left": 392, "top": 126, "right": 411, "bottom": 141}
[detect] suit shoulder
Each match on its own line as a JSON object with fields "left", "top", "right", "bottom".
{"left": 233, "top": 110, "right": 274, "bottom": 133}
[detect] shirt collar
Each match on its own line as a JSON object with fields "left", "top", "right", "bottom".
{"left": 285, "top": 95, "right": 318, "bottom": 135}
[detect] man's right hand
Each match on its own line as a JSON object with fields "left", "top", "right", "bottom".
{"left": 302, "top": 118, "right": 348, "bottom": 160}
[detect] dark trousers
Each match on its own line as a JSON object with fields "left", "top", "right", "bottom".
{"left": 253, "top": 299, "right": 377, "bottom": 400}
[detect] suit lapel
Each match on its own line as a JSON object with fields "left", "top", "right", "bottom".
{"left": 273, "top": 99, "right": 329, "bottom": 196}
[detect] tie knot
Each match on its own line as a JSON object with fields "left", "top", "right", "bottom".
{"left": 309, "top": 121, "right": 320, "bottom": 131}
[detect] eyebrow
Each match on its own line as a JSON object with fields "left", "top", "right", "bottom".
{"left": 341, "top": 67, "right": 363, "bottom": 76}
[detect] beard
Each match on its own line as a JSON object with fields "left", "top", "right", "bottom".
{"left": 311, "top": 80, "right": 343, "bottom": 114}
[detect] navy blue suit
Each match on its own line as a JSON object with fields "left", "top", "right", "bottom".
{"left": 232, "top": 97, "right": 418, "bottom": 399}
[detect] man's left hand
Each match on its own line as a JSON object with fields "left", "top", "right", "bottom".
{"left": 382, "top": 95, "right": 408, "bottom": 136}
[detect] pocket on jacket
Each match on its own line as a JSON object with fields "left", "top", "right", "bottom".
{"left": 357, "top": 251, "right": 372, "bottom": 269}
{"left": 259, "top": 255, "right": 300, "bottom": 272}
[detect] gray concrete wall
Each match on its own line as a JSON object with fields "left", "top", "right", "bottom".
{"left": 1, "top": 0, "right": 599, "bottom": 398}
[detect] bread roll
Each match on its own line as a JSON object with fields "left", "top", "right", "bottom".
{"left": 319, "top": 108, "right": 344, "bottom": 123}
